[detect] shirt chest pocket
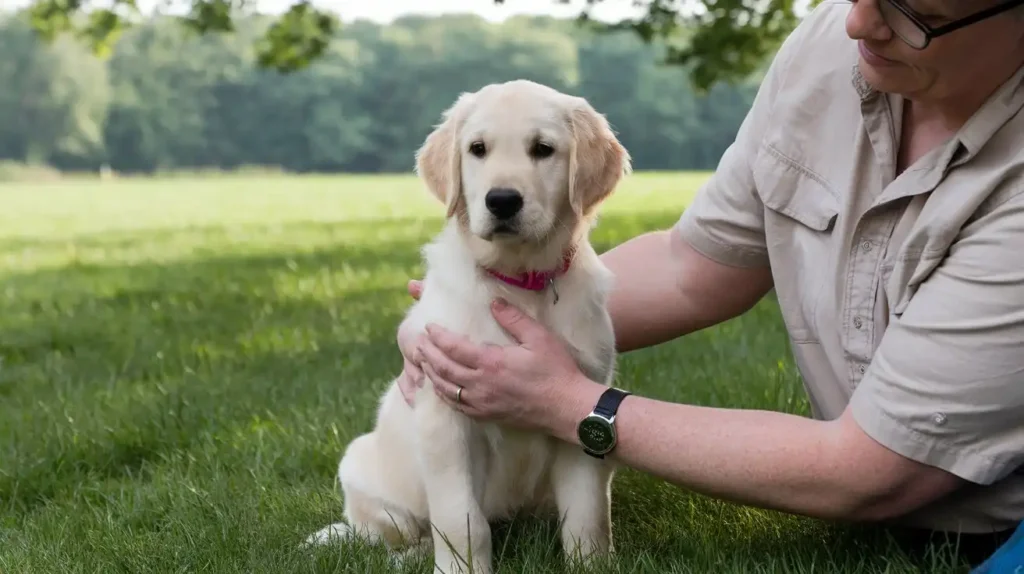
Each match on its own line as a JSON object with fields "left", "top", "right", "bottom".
{"left": 752, "top": 146, "right": 840, "bottom": 344}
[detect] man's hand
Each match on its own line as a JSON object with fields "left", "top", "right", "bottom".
{"left": 396, "top": 279, "right": 425, "bottom": 406}
{"left": 407, "top": 279, "right": 423, "bottom": 300}
{"left": 416, "top": 298, "right": 591, "bottom": 432}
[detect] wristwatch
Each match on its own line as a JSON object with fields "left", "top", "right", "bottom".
{"left": 576, "top": 387, "right": 631, "bottom": 458}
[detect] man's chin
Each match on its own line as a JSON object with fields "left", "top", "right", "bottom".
{"left": 857, "top": 62, "right": 912, "bottom": 95}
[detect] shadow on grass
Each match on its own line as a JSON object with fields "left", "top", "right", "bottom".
{"left": 0, "top": 212, "right": 969, "bottom": 572}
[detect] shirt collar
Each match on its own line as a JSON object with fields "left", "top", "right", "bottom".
{"left": 851, "top": 61, "right": 1024, "bottom": 162}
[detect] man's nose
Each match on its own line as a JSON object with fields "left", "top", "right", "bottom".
{"left": 846, "top": 0, "right": 894, "bottom": 42}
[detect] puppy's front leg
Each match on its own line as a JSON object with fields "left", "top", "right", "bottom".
{"left": 551, "top": 446, "right": 614, "bottom": 566}
{"left": 415, "top": 387, "right": 491, "bottom": 574}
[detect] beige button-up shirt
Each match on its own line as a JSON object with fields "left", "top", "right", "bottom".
{"left": 675, "top": 0, "right": 1024, "bottom": 534}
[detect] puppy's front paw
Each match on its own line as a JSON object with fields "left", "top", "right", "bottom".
{"left": 302, "top": 522, "right": 355, "bottom": 547}
{"left": 561, "top": 526, "right": 613, "bottom": 569}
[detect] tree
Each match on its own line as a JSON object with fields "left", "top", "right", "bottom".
{"left": 0, "top": 11, "right": 762, "bottom": 173}
{"left": 0, "top": 16, "right": 110, "bottom": 168}
{"left": 541, "top": 0, "right": 802, "bottom": 90}
{"left": 19, "top": 0, "right": 808, "bottom": 92}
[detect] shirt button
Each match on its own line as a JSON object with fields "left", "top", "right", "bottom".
{"left": 858, "top": 365, "right": 866, "bottom": 374}
{"left": 932, "top": 413, "right": 947, "bottom": 426}
{"left": 861, "top": 240, "right": 873, "bottom": 252}
{"left": 853, "top": 316, "right": 864, "bottom": 329}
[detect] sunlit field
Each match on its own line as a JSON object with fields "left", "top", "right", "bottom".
{"left": 0, "top": 172, "right": 968, "bottom": 572}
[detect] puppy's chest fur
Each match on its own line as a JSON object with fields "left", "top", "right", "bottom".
{"left": 408, "top": 228, "right": 616, "bottom": 516}
{"left": 414, "top": 227, "right": 616, "bottom": 384}
{"left": 474, "top": 275, "right": 615, "bottom": 515}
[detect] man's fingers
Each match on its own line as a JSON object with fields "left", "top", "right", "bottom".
{"left": 490, "top": 298, "right": 548, "bottom": 347}
{"left": 406, "top": 333, "right": 427, "bottom": 364}
{"left": 408, "top": 279, "right": 424, "bottom": 300}
{"left": 419, "top": 340, "right": 478, "bottom": 383}
{"left": 397, "top": 359, "right": 423, "bottom": 407}
{"left": 424, "top": 324, "right": 483, "bottom": 368}
{"left": 422, "top": 363, "right": 465, "bottom": 409}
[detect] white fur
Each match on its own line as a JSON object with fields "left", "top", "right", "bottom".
{"left": 305, "top": 80, "right": 631, "bottom": 574}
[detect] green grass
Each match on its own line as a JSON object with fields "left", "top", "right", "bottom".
{"left": 0, "top": 172, "right": 969, "bottom": 573}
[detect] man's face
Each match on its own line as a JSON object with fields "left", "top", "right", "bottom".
{"left": 845, "top": 0, "right": 1024, "bottom": 102}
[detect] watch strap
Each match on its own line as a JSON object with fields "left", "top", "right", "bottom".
{"left": 593, "top": 387, "right": 631, "bottom": 418}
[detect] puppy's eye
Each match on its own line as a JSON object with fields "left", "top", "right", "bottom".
{"left": 530, "top": 141, "right": 554, "bottom": 159}
{"left": 469, "top": 142, "right": 486, "bottom": 157}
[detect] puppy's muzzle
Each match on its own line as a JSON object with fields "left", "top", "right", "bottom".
{"left": 485, "top": 188, "right": 523, "bottom": 221}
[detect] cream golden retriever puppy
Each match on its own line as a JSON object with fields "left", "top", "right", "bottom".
{"left": 306, "top": 79, "right": 631, "bottom": 573}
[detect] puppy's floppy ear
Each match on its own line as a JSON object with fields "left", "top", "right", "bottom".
{"left": 415, "top": 92, "right": 475, "bottom": 219}
{"left": 567, "top": 97, "right": 631, "bottom": 217}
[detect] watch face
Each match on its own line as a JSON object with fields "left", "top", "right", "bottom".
{"left": 578, "top": 417, "right": 614, "bottom": 452}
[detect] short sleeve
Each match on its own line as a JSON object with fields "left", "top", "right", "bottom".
{"left": 673, "top": 2, "right": 829, "bottom": 268}
{"left": 850, "top": 190, "right": 1024, "bottom": 485}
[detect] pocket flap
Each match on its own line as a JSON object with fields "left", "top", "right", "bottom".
{"left": 753, "top": 146, "right": 839, "bottom": 231}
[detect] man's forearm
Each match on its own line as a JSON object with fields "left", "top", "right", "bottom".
{"left": 548, "top": 376, "right": 957, "bottom": 523}
{"left": 599, "top": 229, "right": 773, "bottom": 353}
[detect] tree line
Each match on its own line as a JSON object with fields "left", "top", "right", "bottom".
{"left": 0, "top": 11, "right": 770, "bottom": 175}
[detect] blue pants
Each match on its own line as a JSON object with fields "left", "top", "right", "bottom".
{"left": 971, "top": 521, "right": 1024, "bottom": 574}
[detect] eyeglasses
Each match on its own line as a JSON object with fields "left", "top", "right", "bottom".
{"left": 876, "top": 0, "right": 1024, "bottom": 49}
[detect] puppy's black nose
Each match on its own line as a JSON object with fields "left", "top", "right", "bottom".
{"left": 485, "top": 188, "right": 523, "bottom": 220}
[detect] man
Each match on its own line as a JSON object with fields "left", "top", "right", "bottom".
{"left": 398, "top": 0, "right": 1024, "bottom": 567}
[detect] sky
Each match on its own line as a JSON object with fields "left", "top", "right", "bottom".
{"left": 0, "top": 0, "right": 650, "bottom": 23}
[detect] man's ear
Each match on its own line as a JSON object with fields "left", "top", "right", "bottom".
{"left": 415, "top": 92, "right": 474, "bottom": 219}
{"left": 567, "top": 98, "right": 631, "bottom": 218}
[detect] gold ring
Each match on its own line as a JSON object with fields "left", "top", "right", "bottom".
{"left": 455, "top": 386, "right": 463, "bottom": 403}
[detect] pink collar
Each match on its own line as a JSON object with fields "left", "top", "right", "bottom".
{"left": 484, "top": 251, "right": 574, "bottom": 292}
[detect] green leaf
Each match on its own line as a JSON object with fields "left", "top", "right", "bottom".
{"left": 254, "top": 1, "right": 338, "bottom": 73}
{"left": 180, "top": 0, "right": 236, "bottom": 34}
{"left": 78, "top": 8, "right": 125, "bottom": 57}
{"left": 26, "top": 0, "right": 81, "bottom": 41}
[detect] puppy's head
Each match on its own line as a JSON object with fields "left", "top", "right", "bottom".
{"left": 416, "top": 80, "right": 630, "bottom": 250}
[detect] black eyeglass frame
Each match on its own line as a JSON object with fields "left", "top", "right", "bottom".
{"left": 881, "top": 0, "right": 1024, "bottom": 49}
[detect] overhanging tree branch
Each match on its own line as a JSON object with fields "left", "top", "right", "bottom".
{"left": 17, "top": 0, "right": 809, "bottom": 90}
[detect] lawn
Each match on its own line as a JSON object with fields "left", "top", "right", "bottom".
{"left": 0, "top": 172, "right": 968, "bottom": 573}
